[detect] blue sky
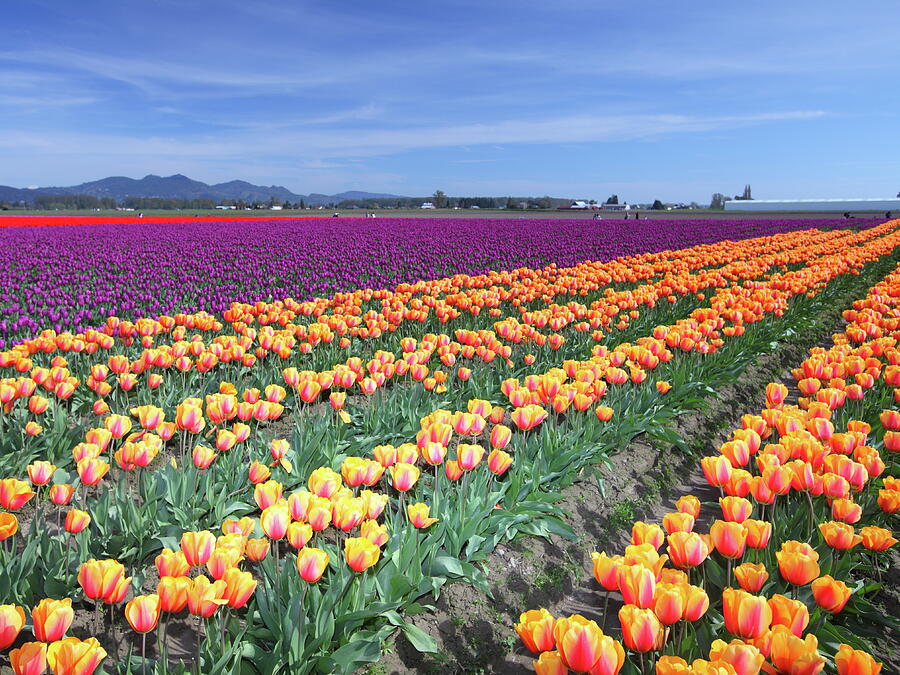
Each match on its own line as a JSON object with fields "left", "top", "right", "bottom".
{"left": 2, "top": 1, "right": 899, "bottom": 202}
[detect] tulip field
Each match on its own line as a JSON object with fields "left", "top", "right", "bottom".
{"left": 0, "top": 215, "right": 897, "bottom": 675}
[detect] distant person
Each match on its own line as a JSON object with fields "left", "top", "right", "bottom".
{"left": 633, "top": 211, "right": 639, "bottom": 220}
{"left": 139, "top": 212, "right": 143, "bottom": 218}
{"left": 844, "top": 212, "right": 851, "bottom": 219}
{"left": 332, "top": 212, "right": 339, "bottom": 218}
{"left": 886, "top": 211, "right": 893, "bottom": 219}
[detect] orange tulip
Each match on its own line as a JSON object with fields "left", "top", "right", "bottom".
{"left": 9, "top": 641, "right": 47, "bottom": 675}
{"left": 878, "top": 489, "right": 900, "bottom": 514}
{"left": 666, "top": 531, "right": 710, "bottom": 569}
{"left": 662, "top": 512, "right": 695, "bottom": 534}
{"left": 31, "top": 597, "right": 74, "bottom": 642}
{"left": 261, "top": 502, "right": 291, "bottom": 540}
{"left": 46, "top": 637, "right": 106, "bottom": 675}
{"left": 708, "top": 639, "right": 764, "bottom": 675}
{"left": 656, "top": 656, "right": 692, "bottom": 675}
{"left": 490, "top": 424, "right": 512, "bottom": 450}
{"left": 78, "top": 559, "right": 128, "bottom": 603}
{"left": 515, "top": 608, "right": 556, "bottom": 654}
{"left": 344, "top": 536, "right": 380, "bottom": 572}
{"left": 64, "top": 509, "right": 90, "bottom": 534}
{"left": 710, "top": 520, "right": 747, "bottom": 559}
{"left": 390, "top": 462, "right": 421, "bottom": 491}
{"left": 286, "top": 521, "right": 313, "bottom": 549}
{"left": 248, "top": 461, "right": 271, "bottom": 484}
{"left": 652, "top": 582, "right": 686, "bottom": 625}
{"left": 307, "top": 467, "right": 342, "bottom": 498}
{"left": 125, "top": 594, "right": 160, "bottom": 633}
{"left": 776, "top": 541, "right": 820, "bottom": 586}
{"left": 533, "top": 650, "right": 568, "bottom": 675}
{"left": 616, "top": 564, "right": 656, "bottom": 609}
{"left": 835, "top": 644, "right": 883, "bottom": 675}
{"left": 859, "top": 526, "right": 897, "bottom": 551}
{"left": 553, "top": 614, "right": 625, "bottom": 674}
{"left": 186, "top": 575, "right": 227, "bottom": 617}
{"left": 701, "top": 456, "right": 732, "bottom": 487}
{"left": 0, "top": 478, "right": 35, "bottom": 510}
{"left": 487, "top": 449, "right": 513, "bottom": 476}
{"left": 720, "top": 496, "right": 753, "bottom": 523}
{"left": 768, "top": 594, "right": 809, "bottom": 637}
{"left": 254, "top": 480, "right": 284, "bottom": 510}
{"left": 155, "top": 548, "right": 191, "bottom": 578}
{"left": 811, "top": 575, "right": 852, "bottom": 613}
{"left": 734, "top": 563, "right": 769, "bottom": 593}
{"left": 818, "top": 521, "right": 862, "bottom": 550}
{"left": 591, "top": 552, "right": 622, "bottom": 591}
{"left": 767, "top": 625, "right": 825, "bottom": 675}
{"left": 722, "top": 588, "right": 771, "bottom": 639}
{"left": 48, "top": 484, "right": 74, "bottom": 506}
{"left": 192, "top": 444, "right": 217, "bottom": 469}
{"left": 631, "top": 521, "right": 665, "bottom": 550}
{"left": 181, "top": 530, "right": 216, "bottom": 567}
{"left": 331, "top": 496, "right": 366, "bottom": 532}
{"left": 831, "top": 498, "right": 862, "bottom": 524}
{"left": 618, "top": 605, "right": 664, "bottom": 652}
{"left": 306, "top": 496, "right": 333, "bottom": 531}
{"left": 456, "top": 444, "right": 485, "bottom": 471}
{"left": 76, "top": 458, "right": 109, "bottom": 486}
{"left": 245, "top": 538, "right": 269, "bottom": 562}
{"left": 407, "top": 502, "right": 439, "bottom": 529}
{"left": 206, "top": 546, "right": 242, "bottom": 580}
{"left": 675, "top": 494, "right": 701, "bottom": 518}
{"left": 682, "top": 584, "right": 710, "bottom": 622}
{"left": 0, "top": 512, "right": 19, "bottom": 541}
{"left": 27, "top": 461, "right": 56, "bottom": 486}
{"left": 296, "top": 547, "right": 330, "bottom": 582}
{"left": 157, "top": 576, "right": 191, "bottom": 613}
{"left": 0, "top": 604, "right": 26, "bottom": 650}
{"left": 222, "top": 567, "right": 257, "bottom": 609}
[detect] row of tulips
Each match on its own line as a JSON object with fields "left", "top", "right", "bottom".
{"left": 1, "top": 224, "right": 892, "bottom": 492}
{"left": 1, "top": 217, "right": 877, "bottom": 347}
{"left": 0, "top": 221, "right": 898, "bottom": 673}
{"left": 512, "top": 260, "right": 900, "bottom": 674}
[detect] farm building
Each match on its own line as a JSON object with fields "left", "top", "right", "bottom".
{"left": 725, "top": 198, "right": 900, "bottom": 212}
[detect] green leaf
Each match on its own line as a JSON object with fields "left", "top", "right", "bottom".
{"left": 401, "top": 622, "right": 439, "bottom": 654}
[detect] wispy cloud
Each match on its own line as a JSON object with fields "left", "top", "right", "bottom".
{"left": 0, "top": 110, "right": 826, "bottom": 161}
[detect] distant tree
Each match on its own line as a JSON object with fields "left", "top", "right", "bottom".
{"left": 299, "top": 199, "right": 306, "bottom": 209}
{"left": 897, "top": 191, "right": 900, "bottom": 198}
{"left": 431, "top": 190, "right": 447, "bottom": 208}
{"left": 742, "top": 184, "right": 752, "bottom": 200}
{"left": 651, "top": 199, "right": 665, "bottom": 210}
{"left": 505, "top": 197, "right": 518, "bottom": 209}
{"left": 605, "top": 195, "right": 619, "bottom": 205}
{"left": 710, "top": 193, "right": 732, "bottom": 210}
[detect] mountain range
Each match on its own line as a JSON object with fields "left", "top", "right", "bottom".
{"left": 0, "top": 174, "right": 408, "bottom": 205}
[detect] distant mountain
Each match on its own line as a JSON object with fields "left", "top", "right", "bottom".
{"left": 0, "top": 174, "right": 408, "bottom": 206}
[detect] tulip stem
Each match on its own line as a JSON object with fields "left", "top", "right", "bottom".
{"left": 601, "top": 590, "right": 609, "bottom": 631}
{"left": 158, "top": 615, "right": 167, "bottom": 668}
{"left": 297, "top": 581, "right": 308, "bottom": 646}
{"left": 639, "top": 651, "right": 647, "bottom": 675}
{"left": 194, "top": 615, "right": 203, "bottom": 675}
{"left": 219, "top": 607, "right": 232, "bottom": 651}
{"left": 142, "top": 632, "right": 147, "bottom": 674}
{"left": 805, "top": 491, "right": 815, "bottom": 534}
